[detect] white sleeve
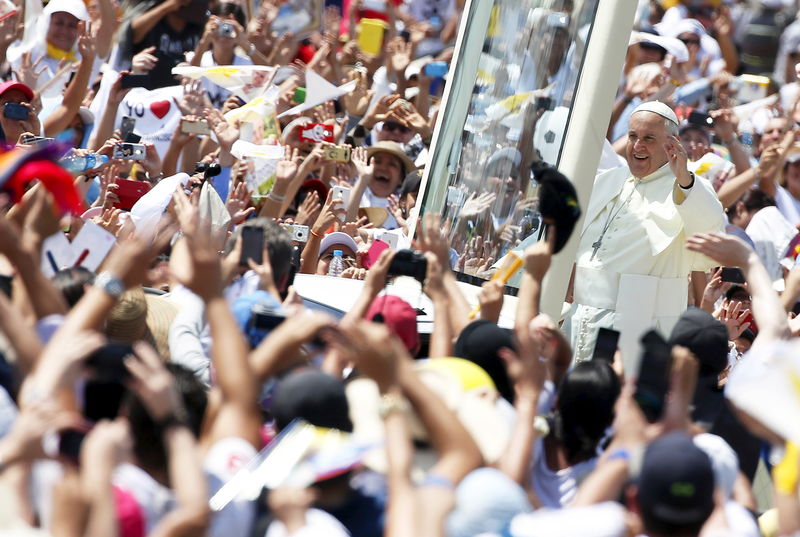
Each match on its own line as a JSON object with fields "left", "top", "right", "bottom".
{"left": 168, "top": 290, "right": 211, "bottom": 387}
{"left": 265, "top": 508, "right": 351, "bottom": 537}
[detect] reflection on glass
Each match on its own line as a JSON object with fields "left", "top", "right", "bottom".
{"left": 438, "top": 0, "right": 598, "bottom": 283}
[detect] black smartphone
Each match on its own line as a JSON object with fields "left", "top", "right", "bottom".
{"left": 634, "top": 330, "right": 672, "bottom": 423}
{"left": 119, "top": 73, "right": 150, "bottom": 89}
{"left": 688, "top": 110, "right": 714, "bottom": 128}
{"left": 85, "top": 341, "right": 133, "bottom": 383}
{"left": 3, "top": 102, "right": 29, "bottom": 121}
{"left": 720, "top": 267, "right": 746, "bottom": 284}
{"left": 121, "top": 116, "right": 136, "bottom": 139}
{"left": 58, "top": 428, "right": 87, "bottom": 461}
{"left": 240, "top": 226, "right": 264, "bottom": 267}
{"left": 535, "top": 96, "right": 554, "bottom": 111}
{"left": 592, "top": 327, "right": 620, "bottom": 363}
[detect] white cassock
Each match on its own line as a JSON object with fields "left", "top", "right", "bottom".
{"left": 563, "top": 163, "right": 725, "bottom": 371}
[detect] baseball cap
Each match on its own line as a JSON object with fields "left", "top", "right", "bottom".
{"left": 453, "top": 320, "right": 515, "bottom": 402}
{"left": 0, "top": 81, "right": 33, "bottom": 101}
{"left": 638, "top": 432, "right": 715, "bottom": 527}
{"left": 668, "top": 307, "right": 729, "bottom": 376}
{"left": 271, "top": 369, "right": 353, "bottom": 432}
{"left": 534, "top": 162, "right": 581, "bottom": 254}
{"left": 365, "top": 295, "right": 419, "bottom": 353}
{"left": 43, "top": 0, "right": 89, "bottom": 20}
{"left": 319, "top": 231, "right": 358, "bottom": 256}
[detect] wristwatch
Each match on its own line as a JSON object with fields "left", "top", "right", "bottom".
{"left": 94, "top": 271, "right": 124, "bottom": 299}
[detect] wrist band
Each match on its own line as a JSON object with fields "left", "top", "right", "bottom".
{"left": 310, "top": 228, "right": 324, "bottom": 239}
{"left": 268, "top": 191, "right": 286, "bottom": 203}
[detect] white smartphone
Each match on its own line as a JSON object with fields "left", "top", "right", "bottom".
{"left": 332, "top": 186, "right": 351, "bottom": 208}
{"left": 377, "top": 231, "right": 399, "bottom": 250}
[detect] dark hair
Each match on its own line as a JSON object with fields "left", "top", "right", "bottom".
{"left": 124, "top": 363, "right": 207, "bottom": 473}
{"left": 552, "top": 361, "right": 620, "bottom": 464}
{"left": 211, "top": 2, "right": 246, "bottom": 27}
{"left": 726, "top": 188, "right": 775, "bottom": 218}
{"left": 51, "top": 267, "right": 96, "bottom": 308}
{"left": 226, "top": 218, "right": 293, "bottom": 290}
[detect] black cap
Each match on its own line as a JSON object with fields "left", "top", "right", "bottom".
{"left": 638, "top": 432, "right": 715, "bottom": 526}
{"left": 400, "top": 169, "right": 423, "bottom": 198}
{"left": 668, "top": 307, "right": 729, "bottom": 376}
{"left": 453, "top": 320, "right": 515, "bottom": 402}
{"left": 271, "top": 369, "right": 353, "bottom": 432}
{"left": 533, "top": 162, "right": 581, "bottom": 253}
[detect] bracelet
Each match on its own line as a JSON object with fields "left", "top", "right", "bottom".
{"left": 310, "top": 228, "right": 324, "bottom": 239}
{"left": 378, "top": 392, "right": 409, "bottom": 419}
{"left": 267, "top": 191, "right": 286, "bottom": 203}
{"left": 607, "top": 448, "right": 631, "bottom": 463}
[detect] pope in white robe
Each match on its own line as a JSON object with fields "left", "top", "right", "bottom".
{"left": 563, "top": 101, "right": 725, "bottom": 370}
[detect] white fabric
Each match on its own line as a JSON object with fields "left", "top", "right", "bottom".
{"left": 206, "top": 437, "right": 258, "bottom": 537}
{"left": 775, "top": 184, "right": 800, "bottom": 227}
{"left": 113, "top": 463, "right": 175, "bottom": 533}
{"left": 530, "top": 438, "right": 597, "bottom": 508}
{"left": 508, "top": 501, "right": 627, "bottom": 537}
{"left": 265, "top": 507, "right": 351, "bottom": 537}
{"left": 566, "top": 163, "right": 725, "bottom": 366}
{"left": 130, "top": 173, "right": 190, "bottom": 239}
{"left": 199, "top": 50, "right": 253, "bottom": 108}
{"left": 744, "top": 206, "right": 796, "bottom": 282}
{"left": 724, "top": 500, "right": 761, "bottom": 537}
{"left": 0, "top": 387, "right": 17, "bottom": 439}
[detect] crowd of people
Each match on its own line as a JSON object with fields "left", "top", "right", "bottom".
{"left": 1, "top": 0, "right": 800, "bottom": 536}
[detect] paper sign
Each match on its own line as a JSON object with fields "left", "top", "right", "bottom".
{"left": 172, "top": 64, "right": 277, "bottom": 103}
{"left": 298, "top": 122, "right": 334, "bottom": 143}
{"left": 40, "top": 232, "right": 73, "bottom": 278}
{"left": 69, "top": 221, "right": 116, "bottom": 272}
{"left": 271, "top": 0, "right": 323, "bottom": 38}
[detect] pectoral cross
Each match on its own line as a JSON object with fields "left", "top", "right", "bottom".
{"left": 591, "top": 238, "right": 602, "bottom": 260}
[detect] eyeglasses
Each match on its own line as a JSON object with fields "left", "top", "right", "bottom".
{"left": 678, "top": 37, "right": 701, "bottom": 46}
{"left": 383, "top": 121, "right": 411, "bottom": 134}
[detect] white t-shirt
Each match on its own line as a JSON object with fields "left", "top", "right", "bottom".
{"left": 265, "top": 508, "right": 351, "bottom": 537}
{"left": 774, "top": 184, "right": 800, "bottom": 227}
{"left": 530, "top": 437, "right": 598, "bottom": 508}
{"left": 508, "top": 501, "right": 627, "bottom": 537}
{"left": 205, "top": 436, "right": 258, "bottom": 537}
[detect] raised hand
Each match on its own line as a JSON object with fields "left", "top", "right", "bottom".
{"left": 76, "top": 21, "right": 97, "bottom": 60}
{"left": 685, "top": 232, "right": 754, "bottom": 269}
{"left": 206, "top": 107, "right": 240, "bottom": 152}
{"left": 178, "top": 81, "right": 210, "bottom": 116}
{"left": 295, "top": 190, "right": 321, "bottom": 226}
{"left": 385, "top": 36, "right": 413, "bottom": 76}
{"left": 226, "top": 182, "right": 256, "bottom": 224}
{"left": 125, "top": 341, "right": 185, "bottom": 420}
{"left": 13, "top": 52, "right": 46, "bottom": 90}
{"left": 131, "top": 46, "right": 158, "bottom": 74}
{"left": 275, "top": 145, "right": 301, "bottom": 187}
{"left": 714, "top": 299, "right": 751, "bottom": 340}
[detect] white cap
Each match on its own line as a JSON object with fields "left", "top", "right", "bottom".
{"left": 43, "top": 0, "right": 89, "bottom": 21}
{"left": 319, "top": 232, "right": 358, "bottom": 256}
{"left": 632, "top": 100, "right": 679, "bottom": 126}
{"left": 633, "top": 33, "right": 690, "bottom": 64}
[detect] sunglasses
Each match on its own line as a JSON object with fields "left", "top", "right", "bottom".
{"left": 383, "top": 121, "right": 411, "bottom": 134}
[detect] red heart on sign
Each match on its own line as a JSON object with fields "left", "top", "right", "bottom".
{"left": 149, "top": 100, "right": 171, "bottom": 119}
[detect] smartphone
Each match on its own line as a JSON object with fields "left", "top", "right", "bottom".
{"left": 121, "top": 116, "right": 136, "bottom": 140}
{"left": 21, "top": 135, "right": 54, "bottom": 146}
{"left": 85, "top": 342, "right": 133, "bottom": 383}
{"left": 331, "top": 185, "right": 351, "bottom": 208}
{"left": 3, "top": 102, "right": 28, "bottom": 121}
{"left": 284, "top": 224, "right": 309, "bottom": 243}
{"left": 592, "top": 327, "right": 620, "bottom": 363}
{"left": 634, "top": 330, "right": 672, "bottom": 423}
{"left": 362, "top": 238, "right": 389, "bottom": 269}
{"left": 688, "top": 110, "right": 713, "bottom": 128}
{"left": 218, "top": 21, "right": 235, "bottom": 37}
{"left": 293, "top": 87, "right": 306, "bottom": 104}
{"left": 720, "top": 267, "right": 746, "bottom": 284}
{"left": 181, "top": 118, "right": 211, "bottom": 136}
{"left": 377, "top": 231, "right": 398, "bottom": 250}
{"left": 424, "top": 61, "right": 449, "bottom": 78}
{"left": 252, "top": 309, "right": 286, "bottom": 330}
{"left": 240, "top": 226, "right": 264, "bottom": 266}
{"left": 58, "top": 428, "right": 87, "bottom": 461}
{"left": 323, "top": 145, "right": 351, "bottom": 163}
{"left": 113, "top": 178, "right": 151, "bottom": 211}
{"left": 119, "top": 73, "right": 150, "bottom": 89}
{"left": 113, "top": 142, "right": 146, "bottom": 160}
{"left": 358, "top": 18, "right": 386, "bottom": 57}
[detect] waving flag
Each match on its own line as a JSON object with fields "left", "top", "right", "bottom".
{"left": 172, "top": 65, "right": 276, "bottom": 102}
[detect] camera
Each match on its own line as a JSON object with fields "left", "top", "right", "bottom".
{"left": 388, "top": 249, "right": 427, "bottom": 284}
{"left": 112, "top": 142, "right": 146, "bottom": 160}
{"left": 218, "top": 22, "right": 235, "bottom": 38}
{"left": 282, "top": 224, "right": 309, "bottom": 243}
{"left": 195, "top": 161, "right": 222, "bottom": 179}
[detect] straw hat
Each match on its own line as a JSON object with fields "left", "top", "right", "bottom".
{"left": 105, "top": 288, "right": 178, "bottom": 360}
{"left": 365, "top": 141, "right": 417, "bottom": 177}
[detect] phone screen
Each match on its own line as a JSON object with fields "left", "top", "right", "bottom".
{"left": 720, "top": 267, "right": 746, "bottom": 284}
{"left": 240, "top": 227, "right": 264, "bottom": 266}
{"left": 592, "top": 327, "right": 620, "bottom": 362}
{"left": 634, "top": 330, "right": 672, "bottom": 423}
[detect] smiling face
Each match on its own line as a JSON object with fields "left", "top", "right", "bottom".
{"left": 626, "top": 111, "right": 671, "bottom": 178}
{"left": 47, "top": 11, "right": 80, "bottom": 52}
{"left": 369, "top": 151, "right": 404, "bottom": 198}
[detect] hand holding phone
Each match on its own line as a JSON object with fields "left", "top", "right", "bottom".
{"left": 592, "top": 327, "right": 620, "bottom": 362}
{"left": 720, "top": 267, "right": 746, "bottom": 284}
{"left": 240, "top": 226, "right": 264, "bottom": 266}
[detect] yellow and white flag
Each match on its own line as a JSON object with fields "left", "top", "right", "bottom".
{"left": 172, "top": 65, "right": 276, "bottom": 102}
